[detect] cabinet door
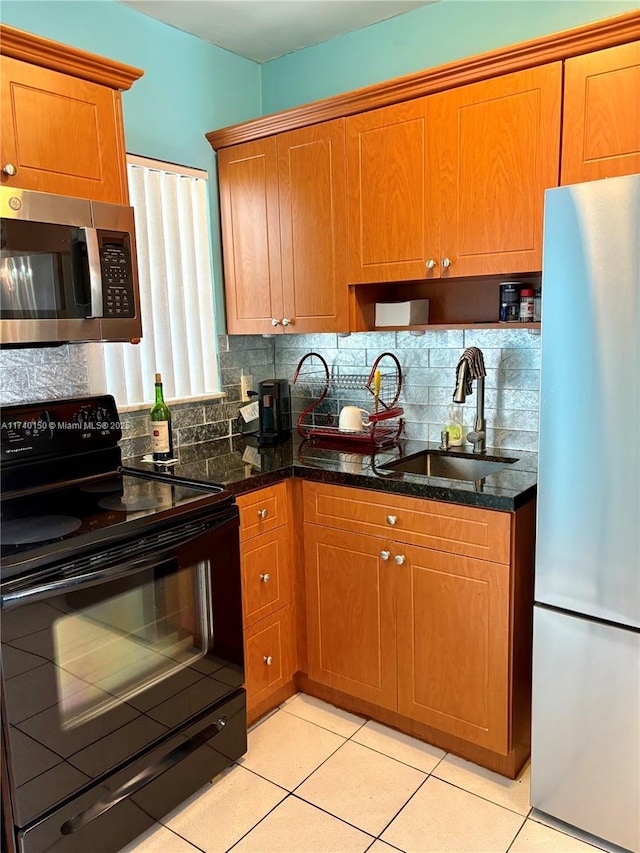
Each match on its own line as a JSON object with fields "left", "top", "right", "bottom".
{"left": 346, "top": 99, "right": 439, "bottom": 284}
{"left": 218, "top": 137, "right": 283, "bottom": 334}
{"left": 396, "top": 544, "right": 510, "bottom": 753}
{"left": 562, "top": 42, "right": 640, "bottom": 185}
{"left": 278, "top": 120, "right": 349, "bottom": 333}
{"left": 245, "top": 606, "right": 296, "bottom": 714}
{"left": 0, "top": 56, "right": 128, "bottom": 204}
{"left": 241, "top": 526, "right": 292, "bottom": 627}
{"left": 431, "top": 63, "right": 561, "bottom": 277}
{"left": 304, "top": 525, "right": 397, "bottom": 710}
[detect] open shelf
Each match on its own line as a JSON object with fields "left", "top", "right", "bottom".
{"left": 349, "top": 272, "right": 542, "bottom": 332}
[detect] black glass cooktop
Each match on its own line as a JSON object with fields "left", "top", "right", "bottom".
{"left": 1, "top": 469, "right": 230, "bottom": 574}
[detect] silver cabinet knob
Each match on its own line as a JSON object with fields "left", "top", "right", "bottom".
{"left": 380, "top": 550, "right": 391, "bottom": 561}
{"left": 259, "top": 573, "right": 271, "bottom": 583}
{"left": 282, "top": 318, "right": 291, "bottom": 326}
{"left": 425, "top": 259, "right": 437, "bottom": 270}
{"left": 2, "top": 164, "right": 17, "bottom": 177}
{"left": 386, "top": 515, "right": 397, "bottom": 526}
{"left": 257, "top": 508, "right": 268, "bottom": 519}
{"left": 394, "top": 554, "right": 406, "bottom": 566}
{"left": 263, "top": 655, "right": 273, "bottom": 665}
{"left": 441, "top": 257, "right": 452, "bottom": 269}
{"left": 271, "top": 318, "right": 280, "bottom": 326}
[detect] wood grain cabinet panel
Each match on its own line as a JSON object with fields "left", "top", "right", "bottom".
{"left": 218, "top": 137, "right": 284, "bottom": 335}
{"left": 244, "top": 607, "right": 296, "bottom": 711}
{"left": 0, "top": 56, "right": 128, "bottom": 204}
{"left": 237, "top": 482, "right": 287, "bottom": 542}
{"left": 278, "top": 120, "right": 349, "bottom": 333}
{"left": 396, "top": 545, "right": 510, "bottom": 753}
{"left": 304, "top": 524, "right": 397, "bottom": 710}
{"left": 303, "top": 481, "right": 511, "bottom": 564}
{"left": 219, "top": 121, "right": 348, "bottom": 335}
{"left": 561, "top": 41, "right": 640, "bottom": 184}
{"left": 346, "top": 99, "right": 438, "bottom": 284}
{"left": 241, "top": 526, "right": 292, "bottom": 626}
{"left": 429, "top": 62, "right": 562, "bottom": 277}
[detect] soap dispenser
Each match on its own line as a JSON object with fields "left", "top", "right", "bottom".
{"left": 444, "top": 404, "right": 464, "bottom": 447}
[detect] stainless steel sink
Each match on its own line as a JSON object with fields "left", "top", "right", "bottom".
{"left": 381, "top": 451, "right": 518, "bottom": 481}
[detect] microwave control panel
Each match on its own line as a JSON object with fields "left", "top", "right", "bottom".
{"left": 98, "top": 231, "right": 136, "bottom": 318}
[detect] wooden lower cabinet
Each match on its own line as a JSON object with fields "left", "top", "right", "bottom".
{"left": 304, "top": 525, "right": 397, "bottom": 710}
{"left": 304, "top": 525, "right": 510, "bottom": 753}
{"left": 395, "top": 544, "right": 510, "bottom": 754}
{"left": 244, "top": 606, "right": 296, "bottom": 714}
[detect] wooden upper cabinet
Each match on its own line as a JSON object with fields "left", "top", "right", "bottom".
{"left": 346, "top": 99, "right": 438, "bottom": 284}
{"left": 561, "top": 41, "right": 640, "bottom": 185}
{"left": 278, "top": 120, "right": 349, "bottom": 333}
{"left": 218, "top": 137, "right": 284, "bottom": 335}
{"left": 219, "top": 121, "right": 348, "bottom": 334}
{"left": 429, "top": 62, "right": 562, "bottom": 278}
{"left": 1, "top": 55, "right": 130, "bottom": 204}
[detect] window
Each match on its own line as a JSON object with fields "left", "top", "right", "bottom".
{"left": 88, "top": 156, "right": 221, "bottom": 408}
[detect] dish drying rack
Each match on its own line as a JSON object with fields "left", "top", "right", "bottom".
{"left": 292, "top": 351, "right": 404, "bottom": 448}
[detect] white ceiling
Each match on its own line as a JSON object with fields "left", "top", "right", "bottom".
{"left": 120, "top": 0, "right": 436, "bottom": 63}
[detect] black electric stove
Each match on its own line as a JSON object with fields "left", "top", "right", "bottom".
{"left": 0, "top": 395, "right": 246, "bottom": 853}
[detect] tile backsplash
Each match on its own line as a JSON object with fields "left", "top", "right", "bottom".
{"left": 275, "top": 329, "right": 540, "bottom": 454}
{"left": 0, "top": 328, "right": 540, "bottom": 458}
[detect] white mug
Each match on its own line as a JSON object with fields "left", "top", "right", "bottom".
{"left": 339, "top": 406, "right": 371, "bottom": 432}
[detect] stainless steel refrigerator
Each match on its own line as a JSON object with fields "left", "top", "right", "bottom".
{"left": 531, "top": 173, "right": 640, "bottom": 852}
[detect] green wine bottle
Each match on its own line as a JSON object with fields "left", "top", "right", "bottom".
{"left": 150, "top": 372, "right": 173, "bottom": 462}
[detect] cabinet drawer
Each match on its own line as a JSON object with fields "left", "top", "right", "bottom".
{"left": 244, "top": 607, "right": 296, "bottom": 710}
{"left": 241, "top": 526, "right": 292, "bottom": 626}
{"left": 303, "top": 482, "right": 511, "bottom": 564}
{"left": 237, "top": 482, "right": 287, "bottom": 541}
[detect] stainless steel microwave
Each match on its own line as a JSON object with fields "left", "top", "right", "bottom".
{"left": 0, "top": 187, "right": 142, "bottom": 346}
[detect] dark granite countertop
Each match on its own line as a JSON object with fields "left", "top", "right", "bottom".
{"left": 127, "top": 434, "right": 537, "bottom": 512}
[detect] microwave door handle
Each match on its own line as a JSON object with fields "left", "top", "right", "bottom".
{"left": 0, "top": 533, "right": 208, "bottom": 609}
{"left": 85, "top": 227, "right": 103, "bottom": 318}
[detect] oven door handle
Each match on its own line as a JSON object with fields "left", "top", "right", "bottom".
{"left": 60, "top": 716, "right": 227, "bottom": 836}
{"left": 1, "top": 537, "right": 202, "bottom": 609}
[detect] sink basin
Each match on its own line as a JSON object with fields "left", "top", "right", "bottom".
{"left": 381, "top": 451, "right": 518, "bottom": 482}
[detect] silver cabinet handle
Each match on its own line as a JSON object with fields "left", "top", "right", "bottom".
{"left": 263, "top": 655, "right": 273, "bottom": 665}
{"left": 260, "top": 573, "right": 270, "bottom": 583}
{"left": 271, "top": 318, "right": 280, "bottom": 326}
{"left": 441, "top": 257, "right": 452, "bottom": 269}
{"left": 282, "top": 318, "right": 291, "bottom": 326}
{"left": 257, "top": 508, "right": 268, "bottom": 519}
{"left": 2, "top": 164, "right": 17, "bottom": 177}
{"left": 386, "top": 515, "right": 397, "bottom": 526}
{"left": 425, "top": 259, "right": 437, "bottom": 270}
{"left": 394, "top": 554, "right": 406, "bottom": 566}
{"left": 380, "top": 550, "right": 391, "bottom": 561}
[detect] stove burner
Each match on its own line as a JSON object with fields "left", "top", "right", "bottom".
{"left": 2, "top": 515, "right": 82, "bottom": 545}
{"left": 98, "top": 481, "right": 175, "bottom": 513}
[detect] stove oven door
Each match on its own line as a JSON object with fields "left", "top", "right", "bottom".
{"left": 0, "top": 507, "right": 245, "bottom": 850}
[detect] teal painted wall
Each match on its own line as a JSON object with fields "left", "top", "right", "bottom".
{"left": 261, "top": 0, "right": 640, "bottom": 113}
{"left": 0, "top": 0, "right": 263, "bottom": 333}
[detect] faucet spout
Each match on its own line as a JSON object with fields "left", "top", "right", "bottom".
{"left": 453, "top": 348, "right": 487, "bottom": 454}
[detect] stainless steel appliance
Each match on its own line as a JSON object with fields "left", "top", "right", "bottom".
{"left": 0, "top": 188, "right": 141, "bottom": 346}
{"left": 531, "top": 174, "right": 640, "bottom": 852}
{"left": 1, "top": 396, "right": 246, "bottom": 853}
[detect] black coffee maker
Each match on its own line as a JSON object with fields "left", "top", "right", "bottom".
{"left": 257, "top": 379, "right": 291, "bottom": 445}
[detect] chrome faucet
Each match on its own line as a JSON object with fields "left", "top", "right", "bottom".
{"left": 453, "top": 349, "right": 486, "bottom": 454}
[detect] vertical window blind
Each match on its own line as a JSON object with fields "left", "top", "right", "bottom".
{"left": 88, "top": 156, "right": 220, "bottom": 408}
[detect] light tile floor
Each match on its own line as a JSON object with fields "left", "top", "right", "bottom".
{"left": 120, "top": 694, "right": 617, "bottom": 853}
